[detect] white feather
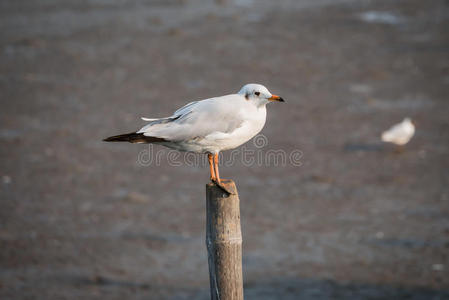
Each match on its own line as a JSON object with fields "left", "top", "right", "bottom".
{"left": 381, "top": 118, "right": 415, "bottom": 145}
{"left": 134, "top": 84, "right": 274, "bottom": 153}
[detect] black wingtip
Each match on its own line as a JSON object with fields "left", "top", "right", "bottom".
{"left": 103, "top": 135, "right": 118, "bottom": 142}
{"left": 102, "top": 133, "right": 135, "bottom": 142}
{"left": 103, "top": 132, "right": 167, "bottom": 143}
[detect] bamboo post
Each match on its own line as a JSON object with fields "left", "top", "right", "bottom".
{"left": 206, "top": 179, "right": 244, "bottom": 300}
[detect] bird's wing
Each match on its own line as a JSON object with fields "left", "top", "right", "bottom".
{"left": 382, "top": 124, "right": 401, "bottom": 141}
{"left": 382, "top": 120, "right": 415, "bottom": 144}
{"left": 137, "top": 94, "right": 246, "bottom": 141}
{"left": 140, "top": 101, "right": 199, "bottom": 122}
{"left": 173, "top": 100, "right": 200, "bottom": 116}
{"left": 388, "top": 122, "right": 409, "bottom": 137}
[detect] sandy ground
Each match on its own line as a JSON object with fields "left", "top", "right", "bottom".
{"left": 1, "top": 0, "right": 448, "bottom": 299}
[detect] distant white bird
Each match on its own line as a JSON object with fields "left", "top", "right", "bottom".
{"left": 104, "top": 83, "right": 284, "bottom": 190}
{"left": 381, "top": 118, "right": 415, "bottom": 145}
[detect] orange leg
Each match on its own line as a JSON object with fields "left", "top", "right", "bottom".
{"left": 210, "top": 152, "right": 232, "bottom": 194}
{"left": 213, "top": 153, "right": 221, "bottom": 183}
{"left": 208, "top": 153, "right": 216, "bottom": 182}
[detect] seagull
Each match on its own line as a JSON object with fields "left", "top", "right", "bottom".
{"left": 104, "top": 83, "right": 284, "bottom": 191}
{"left": 381, "top": 117, "right": 415, "bottom": 146}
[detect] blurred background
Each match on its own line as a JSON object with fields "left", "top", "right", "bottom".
{"left": 1, "top": 0, "right": 448, "bottom": 299}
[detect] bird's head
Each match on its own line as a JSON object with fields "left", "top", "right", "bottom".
{"left": 238, "top": 83, "right": 285, "bottom": 106}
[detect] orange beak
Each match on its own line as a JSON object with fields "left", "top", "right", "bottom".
{"left": 268, "top": 94, "right": 285, "bottom": 102}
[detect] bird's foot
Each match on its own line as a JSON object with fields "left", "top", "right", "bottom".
{"left": 211, "top": 179, "right": 234, "bottom": 195}
{"left": 394, "top": 146, "right": 405, "bottom": 154}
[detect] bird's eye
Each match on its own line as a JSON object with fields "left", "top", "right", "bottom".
{"left": 255, "top": 92, "right": 260, "bottom": 96}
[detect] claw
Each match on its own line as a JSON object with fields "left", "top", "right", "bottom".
{"left": 211, "top": 179, "right": 234, "bottom": 195}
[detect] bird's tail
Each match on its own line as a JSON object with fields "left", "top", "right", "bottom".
{"left": 103, "top": 132, "right": 166, "bottom": 144}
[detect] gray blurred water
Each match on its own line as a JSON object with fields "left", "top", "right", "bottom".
{"left": 0, "top": 0, "right": 448, "bottom": 299}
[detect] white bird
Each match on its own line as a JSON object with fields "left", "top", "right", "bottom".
{"left": 104, "top": 83, "right": 284, "bottom": 189}
{"left": 381, "top": 118, "right": 415, "bottom": 145}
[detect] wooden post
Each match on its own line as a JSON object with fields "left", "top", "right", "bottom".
{"left": 206, "top": 179, "right": 244, "bottom": 300}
